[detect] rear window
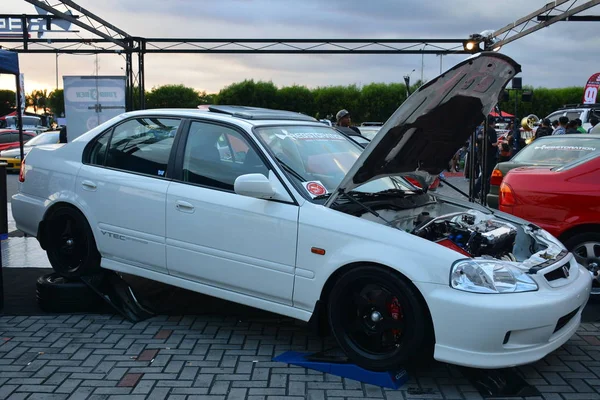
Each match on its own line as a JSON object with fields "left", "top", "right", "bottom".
{"left": 513, "top": 137, "right": 600, "bottom": 165}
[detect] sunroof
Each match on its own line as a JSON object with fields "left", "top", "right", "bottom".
{"left": 208, "top": 105, "right": 316, "bottom": 121}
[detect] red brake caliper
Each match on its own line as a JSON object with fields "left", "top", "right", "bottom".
{"left": 387, "top": 296, "right": 403, "bottom": 337}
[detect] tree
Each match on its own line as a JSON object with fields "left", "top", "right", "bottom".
{"left": 313, "top": 84, "right": 361, "bottom": 122}
{"left": 0, "top": 89, "right": 15, "bottom": 116}
{"left": 215, "top": 79, "right": 278, "bottom": 108}
{"left": 276, "top": 85, "right": 315, "bottom": 116}
{"left": 146, "top": 84, "right": 201, "bottom": 108}
{"left": 47, "top": 89, "right": 65, "bottom": 117}
{"left": 359, "top": 82, "right": 407, "bottom": 123}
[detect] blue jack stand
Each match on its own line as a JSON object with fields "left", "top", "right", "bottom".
{"left": 272, "top": 351, "right": 409, "bottom": 389}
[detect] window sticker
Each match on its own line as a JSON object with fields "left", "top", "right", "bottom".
{"left": 534, "top": 145, "right": 596, "bottom": 151}
{"left": 286, "top": 132, "right": 345, "bottom": 141}
{"left": 302, "top": 181, "right": 328, "bottom": 198}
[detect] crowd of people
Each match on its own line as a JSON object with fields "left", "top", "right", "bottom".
{"left": 457, "top": 114, "right": 599, "bottom": 199}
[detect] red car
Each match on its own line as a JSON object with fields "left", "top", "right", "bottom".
{"left": 0, "top": 129, "right": 36, "bottom": 151}
{"left": 499, "top": 151, "right": 600, "bottom": 293}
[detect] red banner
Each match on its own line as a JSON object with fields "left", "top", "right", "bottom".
{"left": 583, "top": 72, "right": 600, "bottom": 104}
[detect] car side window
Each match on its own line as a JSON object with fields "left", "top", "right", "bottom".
{"left": 0, "top": 133, "right": 13, "bottom": 143}
{"left": 102, "top": 117, "right": 181, "bottom": 177}
{"left": 88, "top": 130, "right": 111, "bottom": 166}
{"left": 181, "top": 121, "right": 269, "bottom": 191}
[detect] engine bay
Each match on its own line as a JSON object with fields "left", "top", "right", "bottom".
{"left": 334, "top": 192, "right": 534, "bottom": 261}
{"left": 410, "top": 211, "right": 518, "bottom": 259}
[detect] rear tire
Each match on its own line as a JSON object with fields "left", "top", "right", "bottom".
{"left": 44, "top": 205, "right": 101, "bottom": 279}
{"left": 327, "top": 266, "right": 430, "bottom": 371}
{"left": 36, "top": 272, "right": 104, "bottom": 313}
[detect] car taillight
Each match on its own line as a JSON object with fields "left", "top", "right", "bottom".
{"left": 490, "top": 169, "right": 503, "bottom": 186}
{"left": 428, "top": 176, "right": 440, "bottom": 191}
{"left": 404, "top": 176, "right": 422, "bottom": 188}
{"left": 18, "top": 157, "right": 25, "bottom": 182}
{"left": 499, "top": 182, "right": 516, "bottom": 206}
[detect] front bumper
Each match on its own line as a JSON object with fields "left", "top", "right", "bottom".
{"left": 415, "top": 261, "right": 592, "bottom": 369}
{"left": 0, "top": 157, "right": 21, "bottom": 171}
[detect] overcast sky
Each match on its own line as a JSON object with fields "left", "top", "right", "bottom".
{"left": 1, "top": 0, "right": 599, "bottom": 96}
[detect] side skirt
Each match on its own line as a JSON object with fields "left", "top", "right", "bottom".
{"left": 100, "top": 257, "right": 313, "bottom": 323}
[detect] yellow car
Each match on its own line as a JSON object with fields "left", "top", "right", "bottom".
{"left": 0, "top": 131, "right": 60, "bottom": 172}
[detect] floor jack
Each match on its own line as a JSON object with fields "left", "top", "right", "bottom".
{"left": 80, "top": 270, "right": 155, "bottom": 323}
{"left": 79, "top": 271, "right": 540, "bottom": 396}
{"left": 273, "top": 348, "right": 409, "bottom": 390}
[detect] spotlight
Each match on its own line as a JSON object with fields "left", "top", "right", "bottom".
{"left": 463, "top": 39, "right": 481, "bottom": 53}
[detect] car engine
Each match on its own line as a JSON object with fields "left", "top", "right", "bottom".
{"left": 410, "top": 211, "right": 518, "bottom": 259}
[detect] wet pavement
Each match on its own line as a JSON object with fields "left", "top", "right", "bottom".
{"left": 2, "top": 175, "right": 600, "bottom": 400}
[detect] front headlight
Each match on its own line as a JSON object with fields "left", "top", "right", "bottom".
{"left": 450, "top": 259, "right": 538, "bottom": 294}
{"left": 13, "top": 155, "right": 20, "bottom": 160}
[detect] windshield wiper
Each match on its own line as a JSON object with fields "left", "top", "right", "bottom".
{"left": 275, "top": 156, "right": 307, "bottom": 182}
{"left": 437, "top": 176, "right": 471, "bottom": 199}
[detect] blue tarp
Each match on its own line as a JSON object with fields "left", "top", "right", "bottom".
{"left": 0, "top": 49, "right": 19, "bottom": 75}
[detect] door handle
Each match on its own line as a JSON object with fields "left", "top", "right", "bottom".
{"left": 175, "top": 200, "right": 195, "bottom": 213}
{"left": 81, "top": 180, "right": 97, "bottom": 190}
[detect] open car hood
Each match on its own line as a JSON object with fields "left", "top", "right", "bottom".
{"left": 324, "top": 52, "right": 521, "bottom": 206}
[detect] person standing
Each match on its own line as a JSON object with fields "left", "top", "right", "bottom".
{"left": 575, "top": 118, "right": 587, "bottom": 133}
{"left": 566, "top": 120, "right": 579, "bottom": 134}
{"left": 588, "top": 117, "right": 599, "bottom": 133}
{"left": 474, "top": 116, "right": 498, "bottom": 198}
{"left": 534, "top": 118, "right": 553, "bottom": 139}
{"left": 552, "top": 116, "right": 568, "bottom": 135}
{"left": 335, "top": 109, "right": 361, "bottom": 135}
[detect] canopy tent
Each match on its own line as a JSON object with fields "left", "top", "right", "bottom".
{"left": 0, "top": 50, "right": 25, "bottom": 161}
{"left": 490, "top": 110, "right": 514, "bottom": 118}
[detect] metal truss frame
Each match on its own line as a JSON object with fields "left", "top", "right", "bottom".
{"left": 0, "top": 0, "right": 598, "bottom": 110}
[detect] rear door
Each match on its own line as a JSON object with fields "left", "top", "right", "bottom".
{"left": 76, "top": 116, "right": 183, "bottom": 274}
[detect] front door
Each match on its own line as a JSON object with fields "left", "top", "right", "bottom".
{"left": 165, "top": 120, "right": 298, "bottom": 305}
{"left": 76, "top": 116, "right": 182, "bottom": 274}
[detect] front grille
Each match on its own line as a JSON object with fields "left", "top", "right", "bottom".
{"left": 545, "top": 263, "right": 571, "bottom": 282}
{"left": 554, "top": 307, "right": 579, "bottom": 333}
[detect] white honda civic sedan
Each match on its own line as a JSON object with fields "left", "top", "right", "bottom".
{"left": 12, "top": 53, "right": 592, "bottom": 371}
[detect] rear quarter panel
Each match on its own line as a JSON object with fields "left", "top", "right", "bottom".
{"left": 13, "top": 141, "right": 88, "bottom": 235}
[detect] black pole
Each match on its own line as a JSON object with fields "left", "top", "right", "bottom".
{"left": 138, "top": 40, "right": 145, "bottom": 110}
{"left": 15, "top": 74, "right": 24, "bottom": 161}
{"left": 480, "top": 119, "right": 488, "bottom": 205}
{"left": 468, "top": 129, "right": 476, "bottom": 202}
{"left": 0, "top": 164, "right": 6, "bottom": 311}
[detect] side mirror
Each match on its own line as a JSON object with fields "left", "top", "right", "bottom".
{"left": 234, "top": 173, "right": 276, "bottom": 199}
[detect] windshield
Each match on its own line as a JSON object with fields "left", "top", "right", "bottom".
{"left": 25, "top": 132, "right": 59, "bottom": 146}
{"left": 512, "top": 137, "right": 600, "bottom": 165}
{"left": 254, "top": 125, "right": 415, "bottom": 199}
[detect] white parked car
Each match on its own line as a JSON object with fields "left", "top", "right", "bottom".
{"left": 12, "top": 53, "right": 592, "bottom": 371}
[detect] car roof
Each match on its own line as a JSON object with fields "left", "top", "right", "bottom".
{"left": 119, "top": 106, "right": 322, "bottom": 127}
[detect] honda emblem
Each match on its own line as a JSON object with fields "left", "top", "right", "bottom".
{"left": 562, "top": 265, "right": 570, "bottom": 278}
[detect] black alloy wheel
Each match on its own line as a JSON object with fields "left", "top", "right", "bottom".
{"left": 327, "top": 266, "right": 429, "bottom": 371}
{"left": 45, "top": 206, "right": 101, "bottom": 279}
{"left": 565, "top": 232, "right": 600, "bottom": 295}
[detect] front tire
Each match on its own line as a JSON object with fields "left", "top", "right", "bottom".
{"left": 327, "top": 266, "right": 430, "bottom": 371}
{"left": 44, "top": 205, "right": 101, "bottom": 279}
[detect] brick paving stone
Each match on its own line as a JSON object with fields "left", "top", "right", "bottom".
{"left": 2, "top": 312, "right": 600, "bottom": 399}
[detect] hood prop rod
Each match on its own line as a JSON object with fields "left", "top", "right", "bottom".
{"left": 338, "top": 190, "right": 394, "bottom": 227}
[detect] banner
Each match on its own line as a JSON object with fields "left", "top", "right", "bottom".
{"left": 583, "top": 72, "right": 600, "bottom": 104}
{"left": 63, "top": 75, "right": 126, "bottom": 141}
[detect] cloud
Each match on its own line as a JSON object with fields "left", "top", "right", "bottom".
{"left": 1, "top": 0, "right": 599, "bottom": 96}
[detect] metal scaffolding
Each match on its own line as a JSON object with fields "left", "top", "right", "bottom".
{"left": 0, "top": 0, "right": 598, "bottom": 110}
